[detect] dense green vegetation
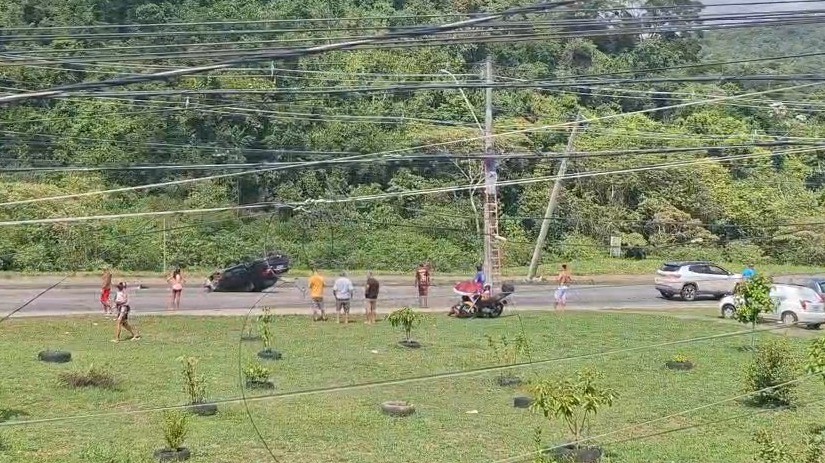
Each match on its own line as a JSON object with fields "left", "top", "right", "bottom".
{"left": 0, "top": 0, "right": 823, "bottom": 273}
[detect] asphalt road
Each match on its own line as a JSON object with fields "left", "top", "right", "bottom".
{"left": 0, "top": 277, "right": 723, "bottom": 318}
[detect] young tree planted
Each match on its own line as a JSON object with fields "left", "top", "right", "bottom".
{"left": 733, "top": 274, "right": 776, "bottom": 350}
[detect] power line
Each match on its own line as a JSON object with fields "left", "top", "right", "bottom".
{"left": 0, "top": 1, "right": 577, "bottom": 105}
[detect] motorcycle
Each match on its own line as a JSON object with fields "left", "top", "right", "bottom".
{"left": 449, "top": 282, "right": 515, "bottom": 318}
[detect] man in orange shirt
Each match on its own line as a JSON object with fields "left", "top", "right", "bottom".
{"left": 308, "top": 267, "right": 326, "bottom": 321}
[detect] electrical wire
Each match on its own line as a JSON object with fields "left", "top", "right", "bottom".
{"left": 0, "top": 320, "right": 798, "bottom": 428}
{"left": 0, "top": 80, "right": 820, "bottom": 209}
{"left": 0, "top": 0, "right": 577, "bottom": 104}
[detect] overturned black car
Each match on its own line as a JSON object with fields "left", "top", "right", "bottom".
{"left": 205, "top": 253, "right": 290, "bottom": 292}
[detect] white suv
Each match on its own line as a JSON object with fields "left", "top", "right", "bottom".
{"left": 720, "top": 284, "right": 825, "bottom": 329}
{"left": 654, "top": 261, "right": 742, "bottom": 301}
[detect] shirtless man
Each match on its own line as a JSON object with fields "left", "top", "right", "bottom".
{"left": 101, "top": 267, "right": 113, "bottom": 315}
{"left": 554, "top": 264, "right": 573, "bottom": 311}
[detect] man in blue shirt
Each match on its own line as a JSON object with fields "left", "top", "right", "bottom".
{"left": 742, "top": 264, "right": 756, "bottom": 281}
{"left": 474, "top": 264, "right": 486, "bottom": 292}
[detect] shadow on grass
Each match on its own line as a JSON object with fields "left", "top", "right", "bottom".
{"left": 0, "top": 408, "right": 27, "bottom": 422}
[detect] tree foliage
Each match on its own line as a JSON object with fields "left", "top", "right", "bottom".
{"left": 0, "top": 0, "right": 823, "bottom": 273}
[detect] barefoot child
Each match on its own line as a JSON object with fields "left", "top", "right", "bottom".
{"left": 112, "top": 282, "right": 141, "bottom": 343}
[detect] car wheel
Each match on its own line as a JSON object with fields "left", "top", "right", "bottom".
{"left": 681, "top": 284, "right": 697, "bottom": 302}
{"left": 245, "top": 281, "right": 256, "bottom": 292}
{"left": 781, "top": 311, "right": 798, "bottom": 326}
{"left": 721, "top": 304, "right": 736, "bottom": 319}
{"left": 659, "top": 291, "right": 673, "bottom": 300}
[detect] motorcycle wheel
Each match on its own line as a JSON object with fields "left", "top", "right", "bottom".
{"left": 489, "top": 303, "right": 504, "bottom": 318}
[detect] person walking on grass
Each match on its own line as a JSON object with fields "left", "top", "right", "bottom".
{"left": 308, "top": 267, "right": 327, "bottom": 321}
{"left": 415, "top": 263, "right": 430, "bottom": 308}
{"left": 100, "top": 266, "right": 113, "bottom": 315}
{"left": 167, "top": 267, "right": 185, "bottom": 311}
{"left": 554, "top": 264, "right": 573, "bottom": 311}
{"left": 364, "top": 272, "right": 379, "bottom": 325}
{"left": 112, "top": 282, "right": 140, "bottom": 343}
{"left": 333, "top": 271, "right": 354, "bottom": 324}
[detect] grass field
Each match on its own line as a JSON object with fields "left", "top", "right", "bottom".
{"left": 1, "top": 311, "right": 823, "bottom": 463}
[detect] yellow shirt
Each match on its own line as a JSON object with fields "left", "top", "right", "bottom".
{"left": 308, "top": 274, "right": 325, "bottom": 299}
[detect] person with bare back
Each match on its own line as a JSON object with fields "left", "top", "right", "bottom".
{"left": 101, "top": 266, "right": 113, "bottom": 315}
{"left": 167, "top": 267, "right": 185, "bottom": 311}
{"left": 415, "top": 263, "right": 430, "bottom": 308}
{"left": 554, "top": 264, "right": 573, "bottom": 311}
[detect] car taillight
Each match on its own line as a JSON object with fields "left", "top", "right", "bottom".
{"left": 802, "top": 300, "right": 809, "bottom": 311}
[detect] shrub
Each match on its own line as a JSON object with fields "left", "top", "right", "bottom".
{"left": 58, "top": 365, "right": 118, "bottom": 390}
{"left": 387, "top": 307, "right": 423, "bottom": 343}
{"left": 178, "top": 356, "right": 206, "bottom": 405}
{"left": 485, "top": 333, "right": 530, "bottom": 366}
{"left": 734, "top": 274, "right": 776, "bottom": 349}
{"left": 744, "top": 338, "right": 800, "bottom": 407}
{"left": 257, "top": 308, "right": 275, "bottom": 351}
{"left": 723, "top": 241, "right": 767, "bottom": 264}
{"left": 529, "top": 369, "right": 617, "bottom": 447}
{"left": 244, "top": 362, "right": 271, "bottom": 383}
{"left": 160, "top": 410, "right": 188, "bottom": 451}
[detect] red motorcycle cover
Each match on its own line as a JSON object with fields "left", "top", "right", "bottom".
{"left": 453, "top": 280, "right": 482, "bottom": 296}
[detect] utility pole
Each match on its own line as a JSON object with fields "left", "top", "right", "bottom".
{"left": 162, "top": 218, "right": 168, "bottom": 274}
{"left": 526, "top": 115, "right": 583, "bottom": 281}
{"left": 482, "top": 55, "right": 499, "bottom": 290}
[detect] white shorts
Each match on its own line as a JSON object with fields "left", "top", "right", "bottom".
{"left": 554, "top": 286, "right": 569, "bottom": 303}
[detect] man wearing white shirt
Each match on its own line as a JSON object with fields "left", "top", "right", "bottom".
{"left": 333, "top": 272, "right": 354, "bottom": 325}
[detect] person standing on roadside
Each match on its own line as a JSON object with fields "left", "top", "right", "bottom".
{"left": 167, "top": 267, "right": 185, "bottom": 311}
{"left": 473, "top": 264, "right": 486, "bottom": 293}
{"left": 742, "top": 264, "right": 756, "bottom": 281}
{"left": 415, "top": 263, "right": 430, "bottom": 308}
{"left": 364, "top": 271, "right": 379, "bottom": 325}
{"left": 101, "top": 266, "right": 113, "bottom": 315}
{"left": 554, "top": 264, "right": 573, "bottom": 311}
{"left": 333, "top": 271, "right": 354, "bottom": 324}
{"left": 308, "top": 267, "right": 327, "bottom": 321}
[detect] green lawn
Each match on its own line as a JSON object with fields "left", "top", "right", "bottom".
{"left": 1, "top": 312, "right": 823, "bottom": 463}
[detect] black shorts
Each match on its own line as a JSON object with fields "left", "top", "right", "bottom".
{"left": 116, "top": 303, "right": 130, "bottom": 321}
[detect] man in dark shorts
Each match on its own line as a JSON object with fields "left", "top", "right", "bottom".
{"left": 415, "top": 263, "right": 430, "bottom": 308}
{"left": 112, "top": 282, "right": 140, "bottom": 342}
{"left": 364, "top": 272, "right": 379, "bottom": 325}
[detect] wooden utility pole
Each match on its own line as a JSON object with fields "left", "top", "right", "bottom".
{"left": 482, "top": 55, "right": 500, "bottom": 290}
{"left": 526, "top": 115, "right": 583, "bottom": 281}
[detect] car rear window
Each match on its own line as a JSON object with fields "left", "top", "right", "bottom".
{"left": 818, "top": 282, "right": 825, "bottom": 293}
{"left": 660, "top": 264, "right": 681, "bottom": 272}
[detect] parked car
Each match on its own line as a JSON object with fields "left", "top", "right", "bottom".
{"left": 654, "top": 261, "right": 742, "bottom": 301}
{"left": 205, "top": 253, "right": 290, "bottom": 292}
{"left": 719, "top": 284, "right": 825, "bottom": 329}
{"left": 777, "top": 277, "right": 825, "bottom": 301}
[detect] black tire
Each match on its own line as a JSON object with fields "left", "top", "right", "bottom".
{"left": 245, "top": 380, "right": 275, "bottom": 390}
{"left": 721, "top": 304, "right": 737, "bottom": 319}
{"left": 681, "top": 284, "right": 697, "bottom": 302}
{"left": 398, "top": 340, "right": 421, "bottom": 349}
{"left": 38, "top": 350, "right": 71, "bottom": 363}
{"left": 810, "top": 324, "right": 822, "bottom": 330}
{"left": 489, "top": 303, "right": 504, "bottom": 318}
{"left": 153, "top": 447, "right": 191, "bottom": 462}
{"left": 257, "top": 349, "right": 282, "bottom": 360}
{"left": 187, "top": 403, "right": 218, "bottom": 417}
{"left": 513, "top": 396, "right": 533, "bottom": 409}
{"left": 496, "top": 376, "right": 523, "bottom": 387}
{"left": 245, "top": 281, "right": 256, "bottom": 292}
{"left": 781, "top": 311, "right": 798, "bottom": 325}
{"left": 548, "top": 445, "right": 602, "bottom": 463}
{"left": 381, "top": 401, "right": 415, "bottom": 417}
{"left": 659, "top": 291, "right": 674, "bottom": 300}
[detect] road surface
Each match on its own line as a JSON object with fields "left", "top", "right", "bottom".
{"left": 0, "top": 276, "right": 729, "bottom": 318}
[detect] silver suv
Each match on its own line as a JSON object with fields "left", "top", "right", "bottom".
{"left": 654, "top": 261, "right": 743, "bottom": 301}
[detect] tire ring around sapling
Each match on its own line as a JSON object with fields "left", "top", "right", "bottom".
{"left": 37, "top": 350, "right": 71, "bottom": 363}
{"left": 188, "top": 403, "right": 218, "bottom": 416}
{"left": 257, "top": 350, "right": 282, "bottom": 360}
{"left": 398, "top": 340, "right": 421, "bottom": 349}
{"left": 513, "top": 396, "right": 533, "bottom": 408}
{"left": 153, "top": 448, "right": 191, "bottom": 462}
{"left": 381, "top": 401, "right": 415, "bottom": 417}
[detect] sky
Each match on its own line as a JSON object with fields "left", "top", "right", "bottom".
{"left": 701, "top": 0, "right": 825, "bottom": 14}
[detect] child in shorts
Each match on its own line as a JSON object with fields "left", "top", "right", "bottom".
{"left": 112, "top": 282, "right": 141, "bottom": 342}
